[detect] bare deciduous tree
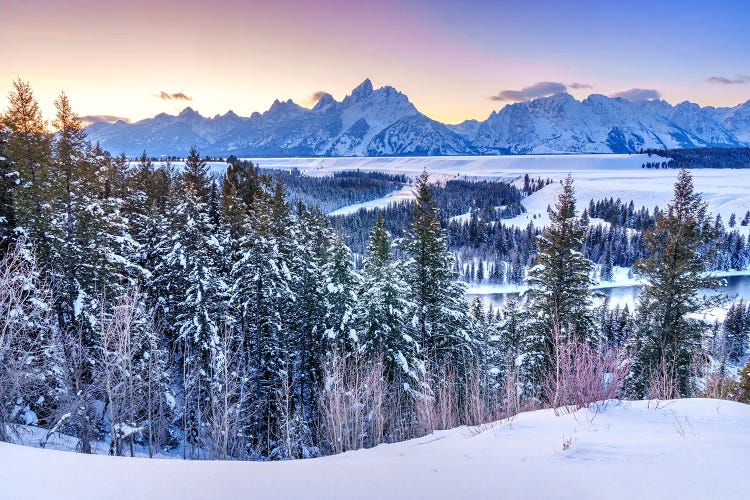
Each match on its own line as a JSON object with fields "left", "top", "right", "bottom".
{"left": 0, "top": 237, "right": 57, "bottom": 443}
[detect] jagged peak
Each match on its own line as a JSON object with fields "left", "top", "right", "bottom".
{"left": 266, "top": 99, "right": 304, "bottom": 116}
{"left": 582, "top": 93, "right": 612, "bottom": 103}
{"left": 312, "top": 92, "right": 336, "bottom": 111}
{"left": 674, "top": 100, "right": 701, "bottom": 110}
{"left": 351, "top": 78, "right": 374, "bottom": 98}
{"left": 533, "top": 92, "right": 576, "bottom": 106}
{"left": 177, "top": 106, "right": 202, "bottom": 119}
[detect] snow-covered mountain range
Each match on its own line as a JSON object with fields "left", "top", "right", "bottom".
{"left": 85, "top": 79, "right": 750, "bottom": 156}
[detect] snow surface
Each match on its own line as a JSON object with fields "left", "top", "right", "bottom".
{"left": 248, "top": 155, "right": 750, "bottom": 228}
{"left": 2, "top": 398, "right": 748, "bottom": 499}
{"left": 327, "top": 185, "right": 416, "bottom": 216}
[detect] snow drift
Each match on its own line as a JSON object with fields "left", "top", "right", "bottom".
{"left": 1, "top": 398, "right": 748, "bottom": 499}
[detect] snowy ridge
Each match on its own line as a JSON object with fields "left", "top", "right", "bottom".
{"left": 85, "top": 81, "right": 750, "bottom": 157}
{"left": 2, "top": 398, "right": 749, "bottom": 499}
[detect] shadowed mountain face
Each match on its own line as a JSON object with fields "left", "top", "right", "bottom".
{"left": 86, "top": 80, "right": 750, "bottom": 157}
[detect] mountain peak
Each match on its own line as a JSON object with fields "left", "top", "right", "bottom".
{"left": 537, "top": 92, "right": 576, "bottom": 105}
{"left": 312, "top": 93, "right": 336, "bottom": 111}
{"left": 178, "top": 106, "right": 200, "bottom": 118}
{"left": 269, "top": 98, "right": 298, "bottom": 111}
{"left": 352, "top": 78, "right": 374, "bottom": 98}
{"left": 265, "top": 98, "right": 305, "bottom": 121}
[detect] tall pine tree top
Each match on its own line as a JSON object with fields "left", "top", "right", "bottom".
{"left": 182, "top": 147, "right": 210, "bottom": 201}
{"left": 368, "top": 212, "right": 391, "bottom": 267}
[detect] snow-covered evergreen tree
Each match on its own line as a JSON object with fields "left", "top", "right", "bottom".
{"left": 722, "top": 300, "right": 748, "bottom": 363}
{"left": 356, "top": 213, "right": 419, "bottom": 382}
{"left": 1, "top": 80, "right": 52, "bottom": 257}
{"left": 228, "top": 168, "right": 293, "bottom": 457}
{"left": 520, "top": 175, "right": 596, "bottom": 398}
{"left": 162, "top": 148, "right": 230, "bottom": 455}
{"left": 629, "top": 169, "right": 724, "bottom": 397}
{"left": 401, "top": 170, "right": 477, "bottom": 372}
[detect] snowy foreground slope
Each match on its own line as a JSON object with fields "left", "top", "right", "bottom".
{"left": 2, "top": 399, "right": 748, "bottom": 500}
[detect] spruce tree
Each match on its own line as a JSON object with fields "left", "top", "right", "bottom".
{"left": 0, "top": 121, "right": 14, "bottom": 251}
{"left": 356, "top": 213, "right": 419, "bottom": 382}
{"left": 722, "top": 300, "right": 748, "bottom": 363}
{"left": 2, "top": 80, "right": 52, "bottom": 256}
{"left": 629, "top": 169, "right": 724, "bottom": 397}
{"left": 401, "top": 170, "right": 476, "bottom": 371}
{"left": 228, "top": 168, "right": 292, "bottom": 456}
{"left": 521, "top": 175, "right": 596, "bottom": 397}
{"left": 162, "top": 147, "right": 229, "bottom": 454}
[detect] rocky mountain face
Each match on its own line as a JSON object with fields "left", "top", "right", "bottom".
{"left": 86, "top": 80, "right": 750, "bottom": 157}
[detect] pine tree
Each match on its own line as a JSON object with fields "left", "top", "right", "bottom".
{"left": 228, "top": 170, "right": 292, "bottom": 456}
{"left": 356, "top": 213, "right": 419, "bottom": 382}
{"left": 162, "top": 147, "right": 230, "bottom": 455}
{"left": 2, "top": 80, "right": 52, "bottom": 256}
{"left": 0, "top": 122, "right": 14, "bottom": 251}
{"left": 401, "top": 170, "right": 476, "bottom": 371}
{"left": 722, "top": 300, "right": 748, "bottom": 363}
{"left": 600, "top": 246, "right": 614, "bottom": 282}
{"left": 629, "top": 169, "right": 724, "bottom": 397}
{"left": 48, "top": 91, "right": 91, "bottom": 335}
{"left": 521, "top": 175, "right": 596, "bottom": 398}
{"left": 322, "top": 230, "right": 358, "bottom": 351}
{"left": 488, "top": 297, "right": 526, "bottom": 394}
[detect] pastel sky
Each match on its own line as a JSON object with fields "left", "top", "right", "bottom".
{"left": 2, "top": 0, "right": 749, "bottom": 124}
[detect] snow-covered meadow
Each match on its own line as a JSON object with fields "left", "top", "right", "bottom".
{"left": 2, "top": 398, "right": 748, "bottom": 500}
{"left": 247, "top": 154, "right": 750, "bottom": 230}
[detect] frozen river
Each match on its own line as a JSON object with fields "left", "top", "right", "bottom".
{"left": 466, "top": 274, "right": 750, "bottom": 312}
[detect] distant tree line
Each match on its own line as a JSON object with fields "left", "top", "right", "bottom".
{"left": 641, "top": 147, "right": 750, "bottom": 169}
{"left": 262, "top": 167, "right": 407, "bottom": 214}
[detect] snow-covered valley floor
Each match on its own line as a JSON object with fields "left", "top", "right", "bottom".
{"left": 190, "top": 155, "right": 750, "bottom": 232}
{"left": 2, "top": 398, "right": 748, "bottom": 499}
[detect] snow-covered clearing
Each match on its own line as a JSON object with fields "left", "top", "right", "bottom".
{"left": 249, "top": 154, "right": 650, "bottom": 179}
{"left": 246, "top": 155, "right": 750, "bottom": 234}
{"left": 327, "top": 185, "right": 416, "bottom": 216}
{"left": 1, "top": 398, "right": 748, "bottom": 500}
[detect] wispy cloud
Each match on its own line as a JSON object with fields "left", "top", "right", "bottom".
{"left": 610, "top": 88, "right": 661, "bottom": 102}
{"left": 489, "top": 81, "right": 593, "bottom": 102}
{"left": 489, "top": 81, "right": 568, "bottom": 102}
{"left": 156, "top": 91, "right": 193, "bottom": 101}
{"left": 706, "top": 75, "right": 749, "bottom": 85}
{"left": 80, "top": 115, "right": 131, "bottom": 126}
{"left": 569, "top": 82, "right": 593, "bottom": 89}
{"left": 309, "top": 91, "right": 330, "bottom": 104}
